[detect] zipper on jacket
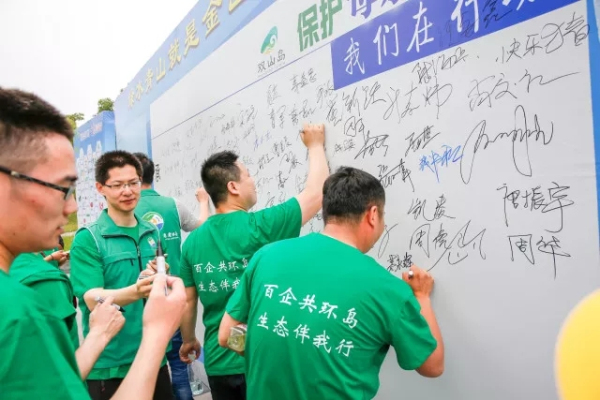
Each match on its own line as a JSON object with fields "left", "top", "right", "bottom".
{"left": 136, "top": 245, "right": 142, "bottom": 272}
{"left": 136, "top": 244, "right": 148, "bottom": 306}
{"left": 104, "top": 230, "right": 154, "bottom": 307}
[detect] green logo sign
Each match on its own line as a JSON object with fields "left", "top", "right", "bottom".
{"left": 261, "top": 26, "right": 278, "bottom": 54}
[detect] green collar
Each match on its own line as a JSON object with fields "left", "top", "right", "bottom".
{"left": 96, "top": 209, "right": 156, "bottom": 238}
{"left": 140, "top": 189, "right": 160, "bottom": 197}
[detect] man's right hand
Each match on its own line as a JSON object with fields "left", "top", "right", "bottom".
{"left": 402, "top": 265, "right": 434, "bottom": 299}
{"left": 142, "top": 275, "right": 187, "bottom": 345}
{"left": 88, "top": 296, "right": 125, "bottom": 345}
{"left": 179, "top": 338, "right": 202, "bottom": 364}
{"left": 300, "top": 123, "right": 325, "bottom": 149}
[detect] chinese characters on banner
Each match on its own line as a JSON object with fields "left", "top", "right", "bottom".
{"left": 350, "top": 0, "right": 400, "bottom": 19}
{"left": 129, "top": 0, "right": 246, "bottom": 108}
{"left": 297, "top": 0, "right": 343, "bottom": 52}
{"left": 330, "top": 0, "right": 578, "bottom": 89}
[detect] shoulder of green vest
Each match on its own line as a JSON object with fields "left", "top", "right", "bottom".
{"left": 139, "top": 196, "right": 181, "bottom": 230}
{"left": 75, "top": 221, "right": 96, "bottom": 232}
{"left": 145, "top": 193, "right": 177, "bottom": 207}
{"left": 74, "top": 224, "right": 102, "bottom": 255}
{"left": 136, "top": 196, "right": 177, "bottom": 216}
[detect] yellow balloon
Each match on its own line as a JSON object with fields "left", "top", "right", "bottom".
{"left": 556, "top": 289, "right": 600, "bottom": 400}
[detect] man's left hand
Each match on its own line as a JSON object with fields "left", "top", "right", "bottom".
{"left": 146, "top": 259, "right": 171, "bottom": 274}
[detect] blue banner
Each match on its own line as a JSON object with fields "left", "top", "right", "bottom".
{"left": 331, "top": 0, "right": 580, "bottom": 89}
{"left": 74, "top": 111, "right": 116, "bottom": 156}
{"left": 74, "top": 112, "right": 117, "bottom": 227}
{"left": 588, "top": 0, "right": 600, "bottom": 237}
{"left": 114, "top": 0, "right": 275, "bottom": 156}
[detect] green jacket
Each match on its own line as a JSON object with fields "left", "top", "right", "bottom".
{"left": 136, "top": 189, "right": 184, "bottom": 277}
{"left": 70, "top": 209, "right": 162, "bottom": 371}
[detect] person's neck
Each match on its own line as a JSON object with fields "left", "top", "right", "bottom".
{"left": 0, "top": 241, "right": 15, "bottom": 274}
{"left": 107, "top": 206, "right": 138, "bottom": 227}
{"left": 322, "top": 224, "right": 365, "bottom": 252}
{"left": 215, "top": 200, "right": 248, "bottom": 214}
{"left": 141, "top": 184, "right": 152, "bottom": 190}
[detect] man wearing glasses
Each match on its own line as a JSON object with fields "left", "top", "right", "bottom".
{"left": 70, "top": 150, "right": 175, "bottom": 400}
{"left": 0, "top": 88, "right": 188, "bottom": 400}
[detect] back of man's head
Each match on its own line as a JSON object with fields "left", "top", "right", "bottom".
{"left": 95, "top": 150, "right": 142, "bottom": 185}
{"left": 0, "top": 87, "right": 73, "bottom": 172}
{"left": 133, "top": 152, "right": 154, "bottom": 185}
{"left": 201, "top": 150, "right": 240, "bottom": 206}
{"left": 322, "top": 167, "right": 386, "bottom": 225}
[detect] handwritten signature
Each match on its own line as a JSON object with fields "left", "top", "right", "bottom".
{"left": 419, "top": 145, "right": 462, "bottom": 183}
{"left": 378, "top": 159, "right": 415, "bottom": 192}
{"left": 460, "top": 105, "right": 554, "bottom": 184}
{"left": 405, "top": 125, "right": 441, "bottom": 157}
{"left": 409, "top": 220, "right": 486, "bottom": 272}
{"left": 498, "top": 182, "right": 574, "bottom": 232}
{"left": 468, "top": 74, "right": 517, "bottom": 111}
{"left": 355, "top": 133, "right": 390, "bottom": 159}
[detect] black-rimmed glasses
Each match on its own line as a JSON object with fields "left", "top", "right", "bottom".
{"left": 0, "top": 165, "right": 75, "bottom": 200}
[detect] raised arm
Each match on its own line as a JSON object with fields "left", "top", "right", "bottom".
{"left": 295, "top": 123, "right": 329, "bottom": 226}
{"left": 195, "top": 187, "right": 211, "bottom": 226}
{"left": 111, "top": 275, "right": 187, "bottom": 400}
{"left": 75, "top": 296, "right": 125, "bottom": 379}
{"left": 177, "top": 190, "right": 210, "bottom": 233}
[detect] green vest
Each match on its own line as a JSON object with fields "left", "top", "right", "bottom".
{"left": 76, "top": 210, "right": 159, "bottom": 370}
{"left": 135, "top": 189, "right": 184, "bottom": 277}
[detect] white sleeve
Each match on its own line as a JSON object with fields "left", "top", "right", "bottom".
{"left": 174, "top": 198, "right": 199, "bottom": 232}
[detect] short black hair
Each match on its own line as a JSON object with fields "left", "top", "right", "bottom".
{"left": 201, "top": 151, "right": 240, "bottom": 206}
{"left": 133, "top": 152, "right": 154, "bottom": 185}
{"left": 95, "top": 150, "right": 142, "bottom": 185}
{"left": 0, "top": 87, "right": 73, "bottom": 172}
{"left": 322, "top": 167, "right": 386, "bottom": 224}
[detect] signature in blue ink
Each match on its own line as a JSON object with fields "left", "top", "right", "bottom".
{"left": 419, "top": 145, "right": 463, "bottom": 182}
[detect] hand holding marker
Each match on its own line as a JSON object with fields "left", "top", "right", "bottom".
{"left": 95, "top": 296, "right": 125, "bottom": 313}
{"left": 155, "top": 237, "right": 168, "bottom": 296}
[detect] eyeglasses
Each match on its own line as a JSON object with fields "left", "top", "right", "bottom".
{"left": 0, "top": 165, "right": 75, "bottom": 200}
{"left": 103, "top": 180, "right": 142, "bottom": 192}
